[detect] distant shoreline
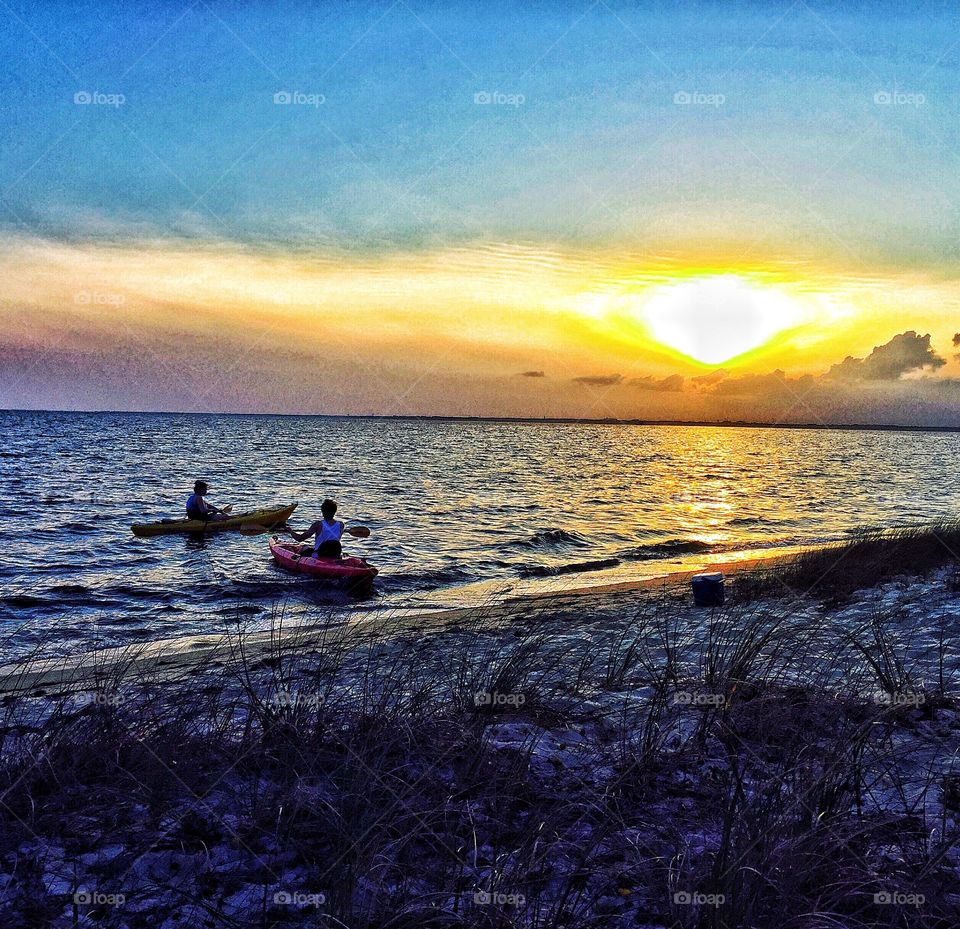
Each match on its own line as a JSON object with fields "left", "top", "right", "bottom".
{"left": 3, "top": 406, "right": 960, "bottom": 434}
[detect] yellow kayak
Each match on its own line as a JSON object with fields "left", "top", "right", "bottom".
{"left": 132, "top": 503, "right": 297, "bottom": 538}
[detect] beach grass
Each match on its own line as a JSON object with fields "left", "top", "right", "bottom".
{"left": 1, "top": 556, "right": 960, "bottom": 928}
{"left": 733, "top": 521, "right": 960, "bottom": 603}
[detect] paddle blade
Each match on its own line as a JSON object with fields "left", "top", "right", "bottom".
{"left": 239, "top": 521, "right": 291, "bottom": 536}
{"left": 239, "top": 523, "right": 271, "bottom": 535}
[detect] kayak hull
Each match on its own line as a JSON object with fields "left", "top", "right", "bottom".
{"left": 132, "top": 504, "right": 298, "bottom": 538}
{"left": 269, "top": 538, "right": 379, "bottom": 589}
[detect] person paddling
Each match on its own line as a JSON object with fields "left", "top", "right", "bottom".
{"left": 185, "top": 480, "right": 230, "bottom": 521}
{"left": 286, "top": 498, "right": 370, "bottom": 559}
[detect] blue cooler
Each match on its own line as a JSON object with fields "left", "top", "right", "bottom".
{"left": 692, "top": 572, "right": 725, "bottom": 607}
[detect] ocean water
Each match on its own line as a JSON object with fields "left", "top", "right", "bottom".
{"left": 2, "top": 410, "right": 959, "bottom": 659}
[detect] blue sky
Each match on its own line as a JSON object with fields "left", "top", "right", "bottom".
{"left": 2, "top": 1, "right": 959, "bottom": 420}
{"left": 1, "top": 0, "right": 957, "bottom": 264}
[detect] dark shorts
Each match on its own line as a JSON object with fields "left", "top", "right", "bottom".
{"left": 301, "top": 541, "right": 342, "bottom": 559}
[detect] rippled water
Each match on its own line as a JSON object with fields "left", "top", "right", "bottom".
{"left": 2, "top": 410, "right": 959, "bottom": 658}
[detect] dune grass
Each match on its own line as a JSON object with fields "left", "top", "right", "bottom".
{"left": 1, "top": 567, "right": 959, "bottom": 928}
{"left": 733, "top": 521, "right": 960, "bottom": 603}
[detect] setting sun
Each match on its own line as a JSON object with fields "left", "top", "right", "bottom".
{"left": 641, "top": 276, "right": 810, "bottom": 365}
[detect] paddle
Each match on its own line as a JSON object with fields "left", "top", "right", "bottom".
{"left": 241, "top": 523, "right": 372, "bottom": 538}
{"left": 189, "top": 503, "right": 233, "bottom": 519}
{"left": 239, "top": 520, "right": 295, "bottom": 536}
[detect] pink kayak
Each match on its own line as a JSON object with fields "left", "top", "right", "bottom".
{"left": 269, "top": 537, "right": 379, "bottom": 589}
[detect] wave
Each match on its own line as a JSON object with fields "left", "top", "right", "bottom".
{"left": 49, "top": 584, "right": 91, "bottom": 596}
{"left": 221, "top": 580, "right": 295, "bottom": 600}
{"left": 518, "top": 557, "right": 621, "bottom": 578}
{"left": 621, "top": 539, "right": 721, "bottom": 560}
{"left": 104, "top": 584, "right": 173, "bottom": 602}
{"left": 0, "top": 593, "right": 126, "bottom": 613}
{"left": 511, "top": 528, "right": 590, "bottom": 549}
{"left": 1, "top": 595, "right": 46, "bottom": 608}
{"left": 381, "top": 566, "right": 474, "bottom": 588}
{"left": 473, "top": 558, "right": 522, "bottom": 571}
{"left": 623, "top": 536, "right": 798, "bottom": 561}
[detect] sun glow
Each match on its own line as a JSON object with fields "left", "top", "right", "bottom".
{"left": 641, "top": 276, "right": 810, "bottom": 365}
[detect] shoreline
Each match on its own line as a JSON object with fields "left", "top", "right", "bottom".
{"left": 0, "top": 547, "right": 802, "bottom": 696}
{"left": 414, "top": 544, "right": 806, "bottom": 604}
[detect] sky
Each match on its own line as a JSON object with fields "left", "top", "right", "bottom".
{"left": 1, "top": 0, "right": 959, "bottom": 424}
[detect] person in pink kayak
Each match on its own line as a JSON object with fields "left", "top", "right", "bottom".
{"left": 286, "top": 499, "right": 370, "bottom": 559}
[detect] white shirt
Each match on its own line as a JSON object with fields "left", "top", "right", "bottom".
{"left": 316, "top": 519, "right": 344, "bottom": 545}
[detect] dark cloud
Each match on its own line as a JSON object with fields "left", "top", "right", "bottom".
{"left": 517, "top": 370, "right": 546, "bottom": 378}
{"left": 552, "top": 331, "right": 953, "bottom": 421}
{"left": 953, "top": 333, "right": 960, "bottom": 347}
{"left": 710, "top": 369, "right": 816, "bottom": 397}
{"left": 690, "top": 369, "right": 729, "bottom": 388}
{"left": 825, "top": 331, "right": 945, "bottom": 382}
{"left": 628, "top": 374, "right": 685, "bottom": 392}
{"left": 572, "top": 374, "right": 623, "bottom": 386}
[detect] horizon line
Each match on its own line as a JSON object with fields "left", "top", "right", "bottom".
{"left": 3, "top": 407, "right": 959, "bottom": 435}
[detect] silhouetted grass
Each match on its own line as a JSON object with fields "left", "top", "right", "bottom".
{"left": 733, "top": 521, "right": 960, "bottom": 603}
{"left": 0, "top": 572, "right": 959, "bottom": 927}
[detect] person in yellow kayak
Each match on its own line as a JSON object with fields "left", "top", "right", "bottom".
{"left": 185, "top": 480, "right": 231, "bottom": 521}
{"left": 286, "top": 498, "right": 370, "bottom": 558}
